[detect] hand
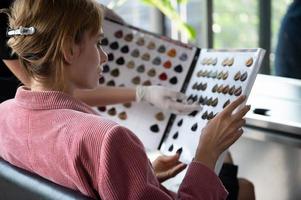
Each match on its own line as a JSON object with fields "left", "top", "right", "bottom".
{"left": 152, "top": 154, "right": 187, "bottom": 183}
{"left": 195, "top": 96, "right": 250, "bottom": 170}
{"left": 136, "top": 85, "right": 202, "bottom": 114}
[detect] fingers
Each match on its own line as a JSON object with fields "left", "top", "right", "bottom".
{"left": 220, "top": 128, "right": 243, "bottom": 150}
{"left": 223, "top": 95, "right": 246, "bottom": 115}
{"left": 168, "top": 163, "right": 187, "bottom": 177}
{"left": 157, "top": 162, "right": 187, "bottom": 182}
{"left": 168, "top": 102, "right": 203, "bottom": 115}
{"left": 175, "top": 92, "right": 187, "bottom": 101}
{"left": 232, "top": 105, "right": 251, "bottom": 121}
{"left": 166, "top": 90, "right": 187, "bottom": 101}
{"left": 227, "top": 119, "right": 246, "bottom": 133}
{"left": 154, "top": 87, "right": 204, "bottom": 114}
{"left": 157, "top": 154, "right": 179, "bottom": 163}
{"left": 230, "top": 128, "right": 244, "bottom": 142}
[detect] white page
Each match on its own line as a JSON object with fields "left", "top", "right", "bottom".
{"left": 161, "top": 48, "right": 266, "bottom": 173}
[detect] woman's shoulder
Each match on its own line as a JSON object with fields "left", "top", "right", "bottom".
{"left": 66, "top": 110, "right": 141, "bottom": 146}
{"left": 64, "top": 110, "right": 119, "bottom": 134}
{"left": 67, "top": 112, "right": 146, "bottom": 161}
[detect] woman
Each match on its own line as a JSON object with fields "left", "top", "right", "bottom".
{"left": 0, "top": 0, "right": 250, "bottom": 199}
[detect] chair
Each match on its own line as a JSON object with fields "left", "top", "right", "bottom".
{"left": 0, "top": 158, "right": 94, "bottom": 200}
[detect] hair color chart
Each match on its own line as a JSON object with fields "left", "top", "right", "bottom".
{"left": 160, "top": 49, "right": 265, "bottom": 164}
{"left": 97, "top": 19, "right": 199, "bottom": 151}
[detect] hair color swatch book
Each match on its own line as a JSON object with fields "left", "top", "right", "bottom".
{"left": 99, "top": 19, "right": 265, "bottom": 155}
{"left": 98, "top": 19, "right": 200, "bottom": 151}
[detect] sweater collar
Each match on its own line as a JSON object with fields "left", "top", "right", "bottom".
{"left": 15, "top": 86, "right": 98, "bottom": 115}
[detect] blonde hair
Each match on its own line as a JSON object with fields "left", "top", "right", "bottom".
{"left": 6, "top": 0, "right": 103, "bottom": 90}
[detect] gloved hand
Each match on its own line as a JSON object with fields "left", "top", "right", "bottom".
{"left": 136, "top": 85, "right": 202, "bottom": 114}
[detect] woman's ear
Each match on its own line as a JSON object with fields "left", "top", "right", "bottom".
{"left": 62, "top": 38, "right": 80, "bottom": 64}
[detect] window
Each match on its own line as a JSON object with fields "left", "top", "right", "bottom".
{"left": 100, "top": 0, "right": 298, "bottom": 77}
{"left": 186, "top": 0, "right": 206, "bottom": 46}
{"left": 164, "top": 0, "right": 207, "bottom": 46}
{"left": 212, "top": 0, "right": 259, "bottom": 48}
{"left": 99, "top": 0, "right": 160, "bottom": 34}
{"left": 270, "top": 0, "right": 293, "bottom": 74}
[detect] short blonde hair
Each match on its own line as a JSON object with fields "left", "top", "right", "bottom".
{"left": 6, "top": 0, "right": 103, "bottom": 90}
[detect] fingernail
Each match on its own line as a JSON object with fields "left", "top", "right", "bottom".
{"left": 194, "top": 102, "right": 201, "bottom": 106}
{"left": 176, "top": 147, "right": 183, "bottom": 155}
{"left": 187, "top": 99, "right": 193, "bottom": 104}
{"left": 198, "top": 106, "right": 203, "bottom": 112}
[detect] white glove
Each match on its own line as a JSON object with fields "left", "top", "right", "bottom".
{"left": 136, "top": 85, "right": 202, "bottom": 115}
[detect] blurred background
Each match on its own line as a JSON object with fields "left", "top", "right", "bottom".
{"left": 100, "top": 0, "right": 292, "bottom": 77}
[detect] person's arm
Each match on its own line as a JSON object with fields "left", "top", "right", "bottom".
{"left": 97, "top": 125, "right": 228, "bottom": 200}
{"left": 2, "top": 57, "right": 136, "bottom": 105}
{"left": 74, "top": 86, "right": 135, "bottom": 106}
{"left": 75, "top": 85, "right": 202, "bottom": 114}
{"left": 3, "top": 59, "right": 31, "bottom": 86}
{"left": 3, "top": 57, "right": 200, "bottom": 113}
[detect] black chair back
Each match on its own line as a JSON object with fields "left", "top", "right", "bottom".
{"left": 0, "top": 158, "right": 94, "bottom": 200}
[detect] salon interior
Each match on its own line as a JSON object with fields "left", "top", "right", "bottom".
{"left": 1, "top": 0, "right": 301, "bottom": 200}
{"left": 106, "top": 1, "right": 301, "bottom": 200}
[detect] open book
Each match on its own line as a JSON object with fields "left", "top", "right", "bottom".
{"left": 98, "top": 19, "right": 265, "bottom": 168}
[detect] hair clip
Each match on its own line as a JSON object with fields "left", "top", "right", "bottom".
{"left": 7, "top": 26, "right": 36, "bottom": 37}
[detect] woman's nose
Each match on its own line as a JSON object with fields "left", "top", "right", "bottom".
{"left": 100, "top": 48, "right": 108, "bottom": 65}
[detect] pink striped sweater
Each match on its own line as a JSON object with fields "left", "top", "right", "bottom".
{"left": 0, "top": 87, "right": 228, "bottom": 199}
